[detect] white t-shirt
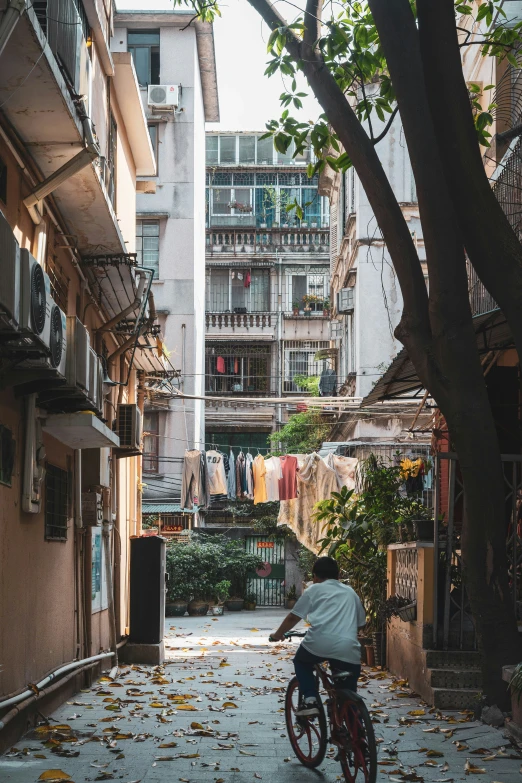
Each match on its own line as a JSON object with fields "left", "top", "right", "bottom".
{"left": 291, "top": 580, "right": 366, "bottom": 664}
{"left": 206, "top": 450, "right": 227, "bottom": 495}
{"left": 264, "top": 456, "right": 283, "bottom": 501}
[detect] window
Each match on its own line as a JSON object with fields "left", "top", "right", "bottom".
{"left": 206, "top": 268, "right": 270, "bottom": 312}
{"left": 256, "top": 136, "right": 274, "bottom": 164}
{"left": 283, "top": 341, "right": 330, "bottom": 391}
{"left": 206, "top": 344, "right": 272, "bottom": 394}
{"left": 0, "top": 424, "right": 15, "bottom": 487}
{"left": 220, "top": 136, "right": 236, "bottom": 164}
{"left": 206, "top": 136, "right": 219, "bottom": 165}
{"left": 136, "top": 220, "right": 159, "bottom": 279}
{"left": 128, "top": 30, "right": 160, "bottom": 87}
{"left": 0, "top": 155, "right": 6, "bottom": 204}
{"left": 45, "top": 464, "right": 69, "bottom": 541}
{"left": 213, "top": 188, "right": 232, "bottom": 215}
{"left": 289, "top": 272, "right": 328, "bottom": 312}
{"left": 148, "top": 123, "right": 159, "bottom": 170}
{"left": 143, "top": 412, "right": 159, "bottom": 473}
{"left": 239, "top": 135, "right": 256, "bottom": 164}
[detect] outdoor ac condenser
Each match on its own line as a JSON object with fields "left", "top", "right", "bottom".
{"left": 0, "top": 209, "right": 20, "bottom": 332}
{"left": 147, "top": 84, "right": 179, "bottom": 108}
{"left": 116, "top": 403, "right": 142, "bottom": 450}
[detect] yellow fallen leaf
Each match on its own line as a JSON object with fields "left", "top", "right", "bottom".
{"left": 408, "top": 710, "right": 426, "bottom": 716}
{"left": 38, "top": 772, "right": 72, "bottom": 782}
{"left": 177, "top": 753, "right": 200, "bottom": 759}
{"left": 150, "top": 702, "right": 167, "bottom": 708}
{"left": 250, "top": 628, "right": 260, "bottom": 632}
{"left": 427, "top": 750, "right": 444, "bottom": 758}
{"left": 190, "top": 722, "right": 204, "bottom": 730}
{"left": 223, "top": 702, "right": 237, "bottom": 709}
{"left": 158, "top": 743, "right": 178, "bottom": 748}
{"left": 176, "top": 705, "right": 197, "bottom": 711}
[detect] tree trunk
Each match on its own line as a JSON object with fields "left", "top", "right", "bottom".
{"left": 417, "top": 0, "right": 522, "bottom": 361}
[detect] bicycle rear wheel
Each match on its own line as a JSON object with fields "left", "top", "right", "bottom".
{"left": 336, "top": 696, "right": 377, "bottom": 783}
{"left": 284, "top": 676, "right": 327, "bottom": 768}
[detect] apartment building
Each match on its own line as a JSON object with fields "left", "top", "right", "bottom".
{"left": 112, "top": 12, "right": 219, "bottom": 529}
{"left": 204, "top": 131, "right": 331, "bottom": 453}
{"left": 0, "top": 0, "right": 162, "bottom": 741}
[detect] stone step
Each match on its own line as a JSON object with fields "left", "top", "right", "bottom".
{"left": 425, "top": 650, "right": 481, "bottom": 670}
{"left": 429, "top": 668, "right": 482, "bottom": 690}
{"left": 431, "top": 687, "right": 482, "bottom": 711}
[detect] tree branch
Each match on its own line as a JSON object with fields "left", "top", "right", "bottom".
{"left": 372, "top": 105, "right": 399, "bottom": 145}
{"left": 304, "top": 0, "right": 323, "bottom": 48}
{"left": 246, "top": 0, "right": 431, "bottom": 345}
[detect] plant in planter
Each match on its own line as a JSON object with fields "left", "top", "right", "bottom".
{"left": 244, "top": 591, "right": 257, "bottom": 611}
{"left": 322, "top": 297, "right": 331, "bottom": 317}
{"left": 292, "top": 300, "right": 301, "bottom": 316}
{"left": 286, "top": 584, "right": 298, "bottom": 610}
{"left": 212, "top": 579, "right": 231, "bottom": 615}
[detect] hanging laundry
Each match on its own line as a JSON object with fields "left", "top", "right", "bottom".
{"left": 245, "top": 452, "right": 254, "bottom": 500}
{"left": 253, "top": 454, "right": 268, "bottom": 504}
{"left": 200, "top": 451, "right": 210, "bottom": 508}
{"left": 234, "top": 357, "right": 239, "bottom": 374}
{"left": 181, "top": 449, "right": 203, "bottom": 510}
{"left": 264, "top": 455, "right": 283, "bottom": 502}
{"left": 236, "top": 451, "right": 248, "bottom": 499}
{"left": 319, "top": 367, "right": 337, "bottom": 396}
{"left": 244, "top": 270, "right": 251, "bottom": 288}
{"left": 205, "top": 449, "right": 228, "bottom": 495}
{"left": 325, "top": 453, "right": 358, "bottom": 491}
{"left": 216, "top": 356, "right": 225, "bottom": 374}
{"left": 277, "top": 454, "right": 306, "bottom": 536}
{"left": 400, "top": 457, "right": 425, "bottom": 495}
{"left": 227, "top": 449, "right": 236, "bottom": 500}
{"left": 278, "top": 454, "right": 299, "bottom": 501}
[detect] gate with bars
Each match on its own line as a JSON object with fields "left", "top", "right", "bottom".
{"left": 432, "top": 452, "right": 522, "bottom": 650}
{"left": 245, "top": 536, "right": 286, "bottom": 606}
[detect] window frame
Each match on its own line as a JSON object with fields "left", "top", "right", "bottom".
{"left": 127, "top": 29, "right": 160, "bottom": 88}
{"left": 207, "top": 268, "right": 270, "bottom": 312}
{"left": 136, "top": 219, "right": 160, "bottom": 279}
{"left": 143, "top": 411, "right": 159, "bottom": 474}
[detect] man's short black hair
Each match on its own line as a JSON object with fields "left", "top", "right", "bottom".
{"left": 312, "top": 556, "right": 339, "bottom": 580}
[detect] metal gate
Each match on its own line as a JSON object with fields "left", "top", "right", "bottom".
{"left": 433, "top": 452, "right": 522, "bottom": 650}
{"left": 246, "top": 536, "right": 285, "bottom": 606}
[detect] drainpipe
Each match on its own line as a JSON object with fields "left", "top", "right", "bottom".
{"left": 96, "top": 273, "right": 148, "bottom": 345}
{"left": 23, "top": 118, "right": 100, "bottom": 224}
{"left": 0, "top": 0, "right": 25, "bottom": 59}
{"left": 136, "top": 371, "right": 146, "bottom": 537}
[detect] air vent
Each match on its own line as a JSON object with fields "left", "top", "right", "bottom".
{"left": 116, "top": 404, "right": 142, "bottom": 451}
{"left": 49, "top": 305, "right": 63, "bottom": 368}
{"left": 30, "top": 262, "right": 47, "bottom": 335}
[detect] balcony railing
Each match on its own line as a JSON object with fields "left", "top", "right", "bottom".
{"left": 207, "top": 229, "right": 330, "bottom": 256}
{"left": 209, "top": 215, "right": 257, "bottom": 228}
{"left": 35, "top": 0, "right": 90, "bottom": 94}
{"left": 206, "top": 312, "right": 274, "bottom": 329}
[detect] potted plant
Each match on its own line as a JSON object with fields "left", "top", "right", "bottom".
{"left": 212, "top": 579, "right": 231, "bottom": 615}
{"left": 311, "top": 221, "right": 318, "bottom": 228}
{"left": 292, "top": 300, "right": 300, "bottom": 316}
{"left": 286, "top": 584, "right": 298, "bottom": 610}
{"left": 322, "top": 298, "right": 330, "bottom": 317}
{"left": 244, "top": 591, "right": 257, "bottom": 611}
{"left": 301, "top": 220, "right": 308, "bottom": 228}
{"left": 225, "top": 596, "right": 245, "bottom": 611}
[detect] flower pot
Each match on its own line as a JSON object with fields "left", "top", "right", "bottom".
{"left": 304, "top": 310, "right": 311, "bottom": 317}
{"left": 414, "top": 519, "right": 434, "bottom": 542}
{"left": 301, "top": 222, "right": 308, "bottom": 228}
{"left": 311, "top": 222, "right": 318, "bottom": 228}
{"left": 286, "top": 599, "right": 297, "bottom": 610}
{"left": 397, "top": 601, "right": 417, "bottom": 622}
{"left": 260, "top": 222, "right": 267, "bottom": 228}
{"left": 244, "top": 601, "right": 256, "bottom": 611}
{"left": 225, "top": 599, "right": 244, "bottom": 612}
{"left": 212, "top": 605, "right": 224, "bottom": 616}
{"left": 323, "top": 309, "right": 329, "bottom": 317}
{"left": 292, "top": 309, "right": 299, "bottom": 316}
{"left": 187, "top": 600, "right": 210, "bottom": 616}
{"left": 365, "top": 644, "right": 376, "bottom": 667}
{"left": 166, "top": 600, "right": 188, "bottom": 617}
{"left": 372, "top": 631, "right": 387, "bottom": 668}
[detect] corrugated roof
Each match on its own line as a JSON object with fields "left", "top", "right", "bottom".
{"left": 142, "top": 504, "right": 198, "bottom": 514}
{"left": 361, "top": 309, "right": 512, "bottom": 406}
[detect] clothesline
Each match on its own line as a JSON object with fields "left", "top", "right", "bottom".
{"left": 171, "top": 390, "right": 364, "bottom": 406}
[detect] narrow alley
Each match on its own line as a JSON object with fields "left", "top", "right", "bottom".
{"left": 1, "top": 610, "right": 522, "bottom": 783}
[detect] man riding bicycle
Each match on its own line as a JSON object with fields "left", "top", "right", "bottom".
{"left": 269, "top": 556, "right": 366, "bottom": 717}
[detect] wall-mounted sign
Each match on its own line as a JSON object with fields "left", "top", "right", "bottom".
{"left": 257, "top": 541, "right": 274, "bottom": 549}
{"left": 256, "top": 562, "right": 272, "bottom": 578}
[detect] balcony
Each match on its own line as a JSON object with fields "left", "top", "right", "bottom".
{"left": 206, "top": 228, "right": 330, "bottom": 257}
{"left": 209, "top": 215, "right": 257, "bottom": 228}
{"left": 206, "top": 311, "right": 276, "bottom": 339}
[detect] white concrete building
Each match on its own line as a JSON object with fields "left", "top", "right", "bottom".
{"left": 112, "top": 11, "right": 219, "bottom": 518}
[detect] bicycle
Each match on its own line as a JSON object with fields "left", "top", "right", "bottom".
{"left": 275, "top": 630, "right": 377, "bottom": 783}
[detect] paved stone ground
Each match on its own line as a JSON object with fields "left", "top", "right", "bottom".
{"left": 1, "top": 608, "right": 522, "bottom": 782}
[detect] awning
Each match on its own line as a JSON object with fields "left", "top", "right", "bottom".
{"left": 361, "top": 309, "right": 513, "bottom": 406}
{"left": 112, "top": 52, "right": 156, "bottom": 177}
{"left": 42, "top": 413, "right": 120, "bottom": 448}
{"left": 142, "top": 504, "right": 198, "bottom": 514}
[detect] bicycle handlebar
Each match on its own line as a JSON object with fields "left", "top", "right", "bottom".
{"left": 268, "top": 630, "right": 307, "bottom": 642}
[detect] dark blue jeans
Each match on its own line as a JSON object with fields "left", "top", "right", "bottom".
{"left": 293, "top": 643, "right": 361, "bottom": 700}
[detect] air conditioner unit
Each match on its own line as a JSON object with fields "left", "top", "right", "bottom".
{"left": 82, "top": 492, "right": 102, "bottom": 526}
{"left": 116, "top": 403, "right": 142, "bottom": 450}
{"left": 148, "top": 84, "right": 179, "bottom": 108}
{"left": 15, "top": 302, "right": 67, "bottom": 377}
{"left": 337, "top": 287, "right": 354, "bottom": 314}
{"left": 20, "top": 249, "right": 51, "bottom": 349}
{"left": 87, "top": 348, "right": 103, "bottom": 411}
{"left": 66, "top": 316, "right": 90, "bottom": 391}
{"left": 0, "top": 210, "right": 20, "bottom": 332}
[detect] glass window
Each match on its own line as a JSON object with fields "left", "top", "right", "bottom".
{"left": 233, "top": 189, "right": 252, "bottom": 211}
{"left": 231, "top": 271, "right": 248, "bottom": 310}
{"left": 302, "top": 187, "right": 321, "bottom": 225}
{"left": 205, "top": 344, "right": 271, "bottom": 394}
{"left": 0, "top": 155, "right": 6, "bottom": 204}
{"left": 128, "top": 30, "right": 160, "bottom": 87}
{"left": 276, "top": 140, "right": 295, "bottom": 165}
{"left": 239, "top": 135, "right": 256, "bottom": 163}
{"left": 148, "top": 123, "right": 158, "bottom": 170}
{"left": 220, "top": 136, "right": 236, "bottom": 163}
{"left": 251, "top": 269, "right": 270, "bottom": 311}
{"left": 136, "top": 220, "right": 160, "bottom": 279}
{"left": 207, "top": 269, "right": 229, "bottom": 311}
{"left": 213, "top": 188, "right": 232, "bottom": 214}
{"left": 143, "top": 412, "right": 159, "bottom": 473}
{"left": 292, "top": 275, "right": 307, "bottom": 309}
{"left": 256, "top": 136, "right": 274, "bottom": 164}
{"left": 206, "top": 136, "right": 219, "bottom": 165}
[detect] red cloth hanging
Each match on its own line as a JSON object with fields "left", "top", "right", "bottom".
{"left": 234, "top": 357, "right": 239, "bottom": 374}
{"left": 244, "top": 271, "right": 251, "bottom": 288}
{"left": 216, "top": 356, "right": 225, "bottom": 374}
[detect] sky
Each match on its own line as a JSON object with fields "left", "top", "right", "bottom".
{"left": 115, "top": 0, "right": 321, "bottom": 131}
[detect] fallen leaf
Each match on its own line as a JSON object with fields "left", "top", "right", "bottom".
{"left": 176, "top": 705, "right": 198, "bottom": 711}
{"left": 38, "top": 772, "right": 73, "bottom": 782}
{"left": 408, "top": 710, "right": 426, "bottom": 717}
{"left": 190, "top": 722, "right": 204, "bottom": 730}
{"left": 465, "top": 759, "right": 486, "bottom": 774}
{"left": 158, "top": 743, "right": 178, "bottom": 748}
{"left": 427, "top": 750, "right": 444, "bottom": 758}
{"left": 223, "top": 702, "right": 238, "bottom": 709}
